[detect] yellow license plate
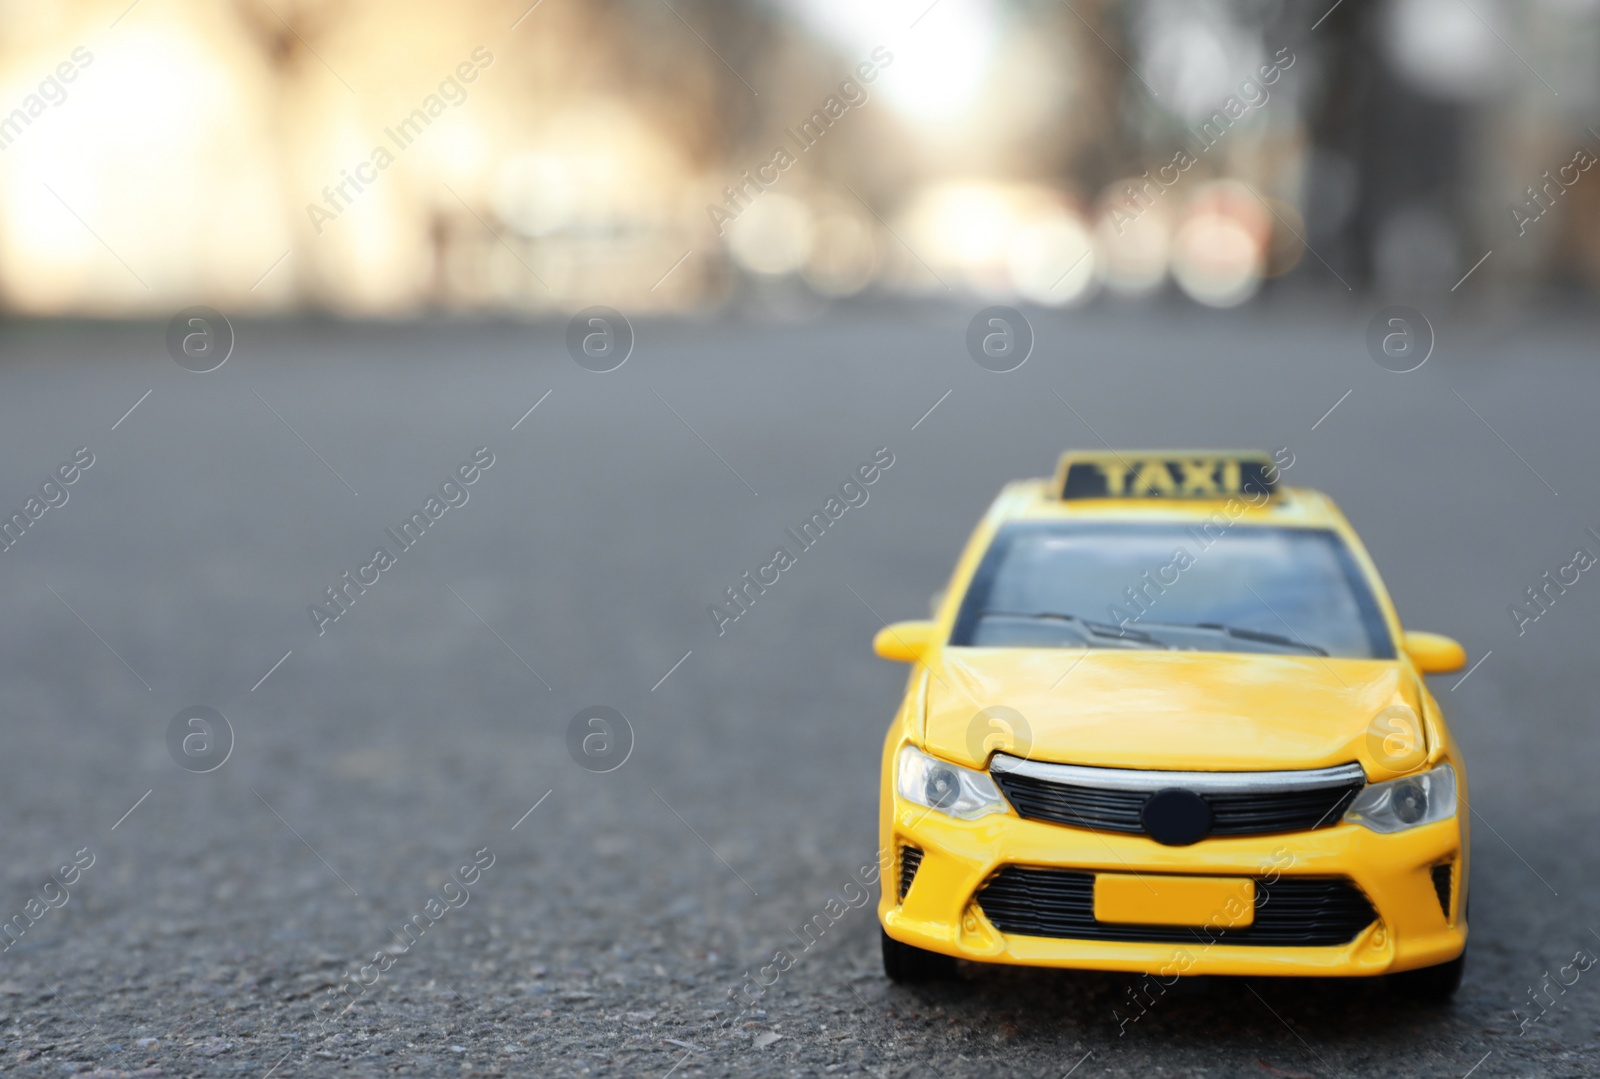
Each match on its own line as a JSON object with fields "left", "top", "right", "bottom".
{"left": 1093, "top": 874, "right": 1255, "bottom": 928}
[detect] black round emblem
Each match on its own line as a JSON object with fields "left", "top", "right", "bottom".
{"left": 1141, "top": 788, "right": 1213, "bottom": 846}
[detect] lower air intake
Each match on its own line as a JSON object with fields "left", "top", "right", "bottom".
{"left": 1431, "top": 863, "right": 1453, "bottom": 920}
{"left": 898, "top": 846, "right": 923, "bottom": 901}
{"left": 977, "top": 867, "right": 1377, "bottom": 946}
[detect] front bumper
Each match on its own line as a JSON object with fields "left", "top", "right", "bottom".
{"left": 878, "top": 795, "right": 1467, "bottom": 977}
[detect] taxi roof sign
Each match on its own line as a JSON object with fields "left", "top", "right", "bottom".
{"left": 1053, "top": 450, "right": 1280, "bottom": 501}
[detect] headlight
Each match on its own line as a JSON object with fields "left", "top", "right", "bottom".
{"left": 1344, "top": 763, "right": 1457, "bottom": 833}
{"left": 896, "top": 745, "right": 1008, "bottom": 820}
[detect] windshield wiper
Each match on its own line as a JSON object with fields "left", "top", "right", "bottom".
{"left": 980, "top": 612, "right": 1326, "bottom": 655}
{"left": 983, "top": 611, "right": 1168, "bottom": 647}
{"left": 1143, "top": 620, "right": 1329, "bottom": 656}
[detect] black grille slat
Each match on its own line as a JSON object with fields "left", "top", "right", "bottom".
{"left": 977, "top": 867, "right": 1376, "bottom": 946}
{"left": 898, "top": 846, "right": 923, "bottom": 901}
{"left": 992, "top": 771, "right": 1363, "bottom": 839}
{"left": 1431, "top": 863, "right": 1453, "bottom": 919}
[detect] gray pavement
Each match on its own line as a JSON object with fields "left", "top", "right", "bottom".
{"left": 0, "top": 303, "right": 1595, "bottom": 1077}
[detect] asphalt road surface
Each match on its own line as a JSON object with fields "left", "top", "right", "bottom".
{"left": 0, "top": 303, "right": 1596, "bottom": 1078}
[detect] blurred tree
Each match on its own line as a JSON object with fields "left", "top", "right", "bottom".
{"left": 1304, "top": 1, "right": 1468, "bottom": 293}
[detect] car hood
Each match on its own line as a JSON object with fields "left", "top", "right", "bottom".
{"left": 922, "top": 648, "right": 1424, "bottom": 776}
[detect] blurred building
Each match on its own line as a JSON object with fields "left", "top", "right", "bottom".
{"left": 0, "top": 0, "right": 1593, "bottom": 317}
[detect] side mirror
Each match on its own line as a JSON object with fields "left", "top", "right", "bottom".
{"left": 873, "top": 620, "right": 938, "bottom": 663}
{"left": 1403, "top": 631, "right": 1467, "bottom": 674}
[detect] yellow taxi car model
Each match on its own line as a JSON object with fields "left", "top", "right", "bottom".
{"left": 873, "top": 450, "right": 1470, "bottom": 1000}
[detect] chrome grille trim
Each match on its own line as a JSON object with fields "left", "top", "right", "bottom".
{"left": 989, "top": 754, "right": 1367, "bottom": 794}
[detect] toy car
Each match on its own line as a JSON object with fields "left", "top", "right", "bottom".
{"left": 873, "top": 450, "right": 1469, "bottom": 1001}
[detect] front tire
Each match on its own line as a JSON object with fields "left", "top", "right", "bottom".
{"left": 881, "top": 928, "right": 957, "bottom": 983}
{"left": 1390, "top": 948, "right": 1465, "bottom": 1003}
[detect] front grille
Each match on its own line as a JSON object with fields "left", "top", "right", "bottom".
{"left": 990, "top": 757, "right": 1364, "bottom": 841}
{"left": 1431, "top": 863, "right": 1453, "bottom": 919}
{"left": 996, "top": 776, "right": 1146, "bottom": 832}
{"left": 1208, "top": 787, "right": 1363, "bottom": 834}
{"left": 976, "top": 866, "right": 1377, "bottom": 946}
{"left": 898, "top": 845, "right": 923, "bottom": 901}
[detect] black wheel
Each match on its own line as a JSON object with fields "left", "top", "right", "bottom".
{"left": 881, "top": 927, "right": 957, "bottom": 983}
{"left": 1390, "top": 948, "right": 1465, "bottom": 1003}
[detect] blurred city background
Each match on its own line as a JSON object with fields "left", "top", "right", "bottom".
{"left": 0, "top": 0, "right": 1593, "bottom": 317}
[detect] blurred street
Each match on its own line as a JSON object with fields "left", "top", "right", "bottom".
{"left": 3, "top": 0, "right": 1599, "bottom": 315}
{"left": 0, "top": 306, "right": 1594, "bottom": 1076}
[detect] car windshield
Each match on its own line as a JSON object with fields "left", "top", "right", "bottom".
{"left": 950, "top": 522, "right": 1395, "bottom": 659}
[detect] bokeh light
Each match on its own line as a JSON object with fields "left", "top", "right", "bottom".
{"left": 1170, "top": 181, "right": 1268, "bottom": 307}
{"left": 727, "top": 193, "right": 815, "bottom": 276}
{"left": 1007, "top": 210, "right": 1097, "bottom": 307}
{"left": 1095, "top": 181, "right": 1171, "bottom": 299}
